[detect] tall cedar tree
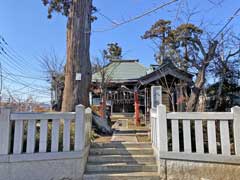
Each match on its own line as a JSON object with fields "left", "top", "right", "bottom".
{"left": 42, "top": 0, "right": 96, "bottom": 111}
{"left": 143, "top": 20, "right": 218, "bottom": 111}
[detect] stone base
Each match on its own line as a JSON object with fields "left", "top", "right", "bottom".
{"left": 159, "top": 159, "right": 240, "bottom": 180}
{"left": 0, "top": 147, "right": 89, "bottom": 180}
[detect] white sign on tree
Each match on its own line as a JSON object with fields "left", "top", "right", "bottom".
{"left": 76, "top": 73, "right": 82, "bottom": 81}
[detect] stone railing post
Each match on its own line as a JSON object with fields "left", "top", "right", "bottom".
{"left": 158, "top": 104, "right": 168, "bottom": 155}
{"left": 232, "top": 106, "right": 240, "bottom": 155}
{"left": 84, "top": 107, "right": 92, "bottom": 147}
{"left": 156, "top": 105, "right": 161, "bottom": 150}
{"left": 75, "top": 104, "right": 85, "bottom": 151}
{"left": 0, "top": 107, "right": 11, "bottom": 155}
{"left": 150, "top": 109, "right": 154, "bottom": 145}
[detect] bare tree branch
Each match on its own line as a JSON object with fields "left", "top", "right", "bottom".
{"left": 207, "top": 0, "right": 225, "bottom": 6}
{"left": 193, "top": 35, "right": 207, "bottom": 56}
{"left": 226, "top": 48, "right": 240, "bottom": 60}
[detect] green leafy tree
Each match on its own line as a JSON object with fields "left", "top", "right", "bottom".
{"left": 142, "top": 19, "right": 171, "bottom": 64}
{"left": 143, "top": 19, "right": 218, "bottom": 111}
{"left": 103, "top": 43, "right": 122, "bottom": 61}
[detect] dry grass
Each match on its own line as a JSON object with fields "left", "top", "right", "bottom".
{"left": 94, "top": 136, "right": 112, "bottom": 143}
{"left": 136, "top": 135, "right": 151, "bottom": 142}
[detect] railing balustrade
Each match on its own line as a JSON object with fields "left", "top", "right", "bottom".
{"left": 151, "top": 105, "right": 240, "bottom": 164}
{"left": 0, "top": 104, "right": 92, "bottom": 155}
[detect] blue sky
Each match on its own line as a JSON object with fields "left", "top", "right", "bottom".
{"left": 0, "top": 0, "right": 239, "bottom": 102}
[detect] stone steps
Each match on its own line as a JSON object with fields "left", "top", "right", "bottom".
{"left": 83, "top": 172, "right": 160, "bottom": 180}
{"left": 91, "top": 142, "right": 152, "bottom": 148}
{"left": 89, "top": 147, "right": 153, "bottom": 155}
{"left": 83, "top": 142, "right": 159, "bottom": 180}
{"left": 86, "top": 163, "right": 158, "bottom": 173}
{"left": 88, "top": 155, "right": 156, "bottom": 163}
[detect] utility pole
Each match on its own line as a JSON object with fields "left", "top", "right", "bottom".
{"left": 0, "top": 61, "right": 2, "bottom": 106}
{"left": 50, "top": 71, "right": 54, "bottom": 111}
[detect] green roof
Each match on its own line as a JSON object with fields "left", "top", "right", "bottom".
{"left": 92, "top": 60, "right": 147, "bottom": 82}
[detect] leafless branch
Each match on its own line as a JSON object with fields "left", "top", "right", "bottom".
{"left": 207, "top": 0, "right": 225, "bottom": 6}
{"left": 192, "top": 35, "right": 206, "bottom": 56}
{"left": 226, "top": 48, "right": 240, "bottom": 60}
{"left": 174, "top": 0, "right": 184, "bottom": 21}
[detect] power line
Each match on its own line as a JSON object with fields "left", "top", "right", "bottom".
{"left": 0, "top": 36, "right": 42, "bottom": 74}
{"left": 93, "top": 0, "right": 179, "bottom": 32}
{"left": 96, "top": 11, "right": 118, "bottom": 25}
{"left": 2, "top": 71, "right": 49, "bottom": 92}
{"left": 0, "top": 51, "right": 43, "bottom": 82}
{"left": 0, "top": 46, "right": 36, "bottom": 75}
{"left": 3, "top": 72, "right": 47, "bottom": 81}
{"left": 4, "top": 80, "right": 49, "bottom": 93}
{"left": 0, "top": 42, "right": 49, "bottom": 91}
{"left": 3, "top": 48, "right": 33, "bottom": 72}
{"left": 0, "top": 35, "right": 56, "bottom": 103}
{"left": 213, "top": 7, "right": 240, "bottom": 40}
{"left": 0, "top": 51, "right": 27, "bottom": 74}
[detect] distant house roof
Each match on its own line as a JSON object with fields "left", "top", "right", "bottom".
{"left": 139, "top": 61, "right": 193, "bottom": 85}
{"left": 92, "top": 60, "right": 148, "bottom": 83}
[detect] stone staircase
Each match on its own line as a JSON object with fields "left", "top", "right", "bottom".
{"left": 83, "top": 142, "right": 159, "bottom": 180}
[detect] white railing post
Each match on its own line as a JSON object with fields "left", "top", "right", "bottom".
{"left": 0, "top": 107, "right": 11, "bottom": 155}
{"left": 150, "top": 109, "right": 154, "bottom": 145}
{"left": 75, "top": 104, "right": 85, "bottom": 151}
{"left": 156, "top": 105, "right": 161, "bottom": 150}
{"left": 158, "top": 104, "right": 168, "bottom": 154}
{"left": 84, "top": 107, "right": 92, "bottom": 146}
{"left": 232, "top": 106, "right": 240, "bottom": 155}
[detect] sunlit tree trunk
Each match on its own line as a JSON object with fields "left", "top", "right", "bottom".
{"left": 186, "top": 66, "right": 206, "bottom": 112}
{"left": 62, "top": 0, "right": 92, "bottom": 111}
{"left": 186, "top": 41, "right": 218, "bottom": 112}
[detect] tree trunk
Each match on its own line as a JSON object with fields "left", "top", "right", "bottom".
{"left": 214, "top": 75, "right": 224, "bottom": 111}
{"left": 100, "top": 88, "right": 107, "bottom": 119}
{"left": 197, "top": 90, "right": 206, "bottom": 112}
{"left": 62, "top": 0, "right": 92, "bottom": 112}
{"left": 186, "top": 69, "right": 205, "bottom": 112}
{"left": 186, "top": 41, "right": 218, "bottom": 112}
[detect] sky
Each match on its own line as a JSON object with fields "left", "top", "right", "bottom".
{"left": 0, "top": 0, "right": 239, "bottom": 103}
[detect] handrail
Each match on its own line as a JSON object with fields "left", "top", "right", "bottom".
{"left": 167, "top": 112, "right": 233, "bottom": 120}
{"left": 10, "top": 112, "right": 76, "bottom": 120}
{"left": 150, "top": 105, "right": 240, "bottom": 163}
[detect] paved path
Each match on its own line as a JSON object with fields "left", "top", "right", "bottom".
{"left": 111, "top": 132, "right": 138, "bottom": 142}
{"left": 94, "top": 118, "right": 150, "bottom": 143}
{"left": 111, "top": 119, "right": 150, "bottom": 142}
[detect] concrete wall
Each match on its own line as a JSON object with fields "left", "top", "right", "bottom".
{"left": 0, "top": 146, "right": 89, "bottom": 180}
{"left": 158, "top": 159, "right": 240, "bottom": 180}
{"left": 152, "top": 146, "right": 240, "bottom": 180}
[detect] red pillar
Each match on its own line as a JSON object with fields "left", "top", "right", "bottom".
{"left": 134, "top": 90, "right": 140, "bottom": 126}
{"left": 99, "top": 95, "right": 106, "bottom": 119}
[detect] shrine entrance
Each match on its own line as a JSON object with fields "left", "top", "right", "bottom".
{"left": 108, "top": 86, "right": 135, "bottom": 113}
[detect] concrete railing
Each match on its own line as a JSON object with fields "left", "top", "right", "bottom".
{"left": 151, "top": 105, "right": 240, "bottom": 164}
{"left": 0, "top": 104, "right": 92, "bottom": 180}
